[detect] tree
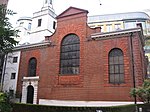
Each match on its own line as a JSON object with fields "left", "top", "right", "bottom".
{"left": 0, "top": 4, "right": 18, "bottom": 112}
{"left": 130, "top": 79, "right": 150, "bottom": 103}
{"left": 0, "top": 4, "right": 18, "bottom": 54}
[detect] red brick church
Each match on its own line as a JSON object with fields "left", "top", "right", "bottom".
{"left": 16, "top": 7, "right": 146, "bottom": 105}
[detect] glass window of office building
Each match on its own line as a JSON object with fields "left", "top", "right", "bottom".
{"left": 106, "top": 24, "right": 113, "bottom": 32}
{"left": 115, "top": 24, "right": 121, "bottom": 30}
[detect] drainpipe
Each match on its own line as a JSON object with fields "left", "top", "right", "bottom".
{"left": 130, "top": 32, "right": 137, "bottom": 104}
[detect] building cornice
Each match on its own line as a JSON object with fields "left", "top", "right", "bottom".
{"left": 13, "top": 41, "right": 51, "bottom": 51}
{"left": 91, "top": 28, "right": 141, "bottom": 40}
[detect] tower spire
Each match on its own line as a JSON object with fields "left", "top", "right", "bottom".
{"left": 42, "top": 0, "right": 53, "bottom": 10}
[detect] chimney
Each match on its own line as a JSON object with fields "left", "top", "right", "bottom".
{"left": 45, "top": 36, "right": 50, "bottom": 41}
{"left": 94, "top": 26, "right": 101, "bottom": 33}
{"left": 137, "top": 23, "right": 143, "bottom": 29}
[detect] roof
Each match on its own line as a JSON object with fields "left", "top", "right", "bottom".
{"left": 56, "top": 6, "right": 88, "bottom": 19}
{"left": 91, "top": 27, "right": 142, "bottom": 39}
{"left": 17, "top": 17, "right": 32, "bottom": 21}
{"left": 88, "top": 12, "right": 150, "bottom": 23}
{"left": 13, "top": 41, "right": 51, "bottom": 51}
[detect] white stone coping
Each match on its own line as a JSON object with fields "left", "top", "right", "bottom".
{"left": 23, "top": 76, "right": 39, "bottom": 81}
{"left": 91, "top": 28, "right": 141, "bottom": 39}
{"left": 39, "top": 99, "right": 143, "bottom": 107}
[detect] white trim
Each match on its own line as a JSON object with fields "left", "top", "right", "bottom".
{"left": 14, "top": 41, "right": 51, "bottom": 51}
{"left": 91, "top": 28, "right": 141, "bottom": 39}
{"left": 23, "top": 76, "right": 40, "bottom": 81}
{"left": 39, "top": 99, "right": 143, "bottom": 107}
{"left": 21, "top": 76, "right": 39, "bottom": 104}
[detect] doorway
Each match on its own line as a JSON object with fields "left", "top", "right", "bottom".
{"left": 26, "top": 85, "right": 34, "bottom": 104}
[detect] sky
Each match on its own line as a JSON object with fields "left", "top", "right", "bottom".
{"left": 7, "top": 0, "right": 150, "bottom": 27}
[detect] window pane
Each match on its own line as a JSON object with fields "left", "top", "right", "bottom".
{"left": 119, "top": 65, "right": 124, "bottom": 73}
{"left": 109, "top": 48, "right": 124, "bottom": 84}
{"left": 114, "top": 65, "right": 119, "bottom": 73}
{"left": 109, "top": 57, "right": 113, "bottom": 64}
{"left": 109, "top": 74, "right": 114, "bottom": 83}
{"left": 38, "top": 19, "right": 42, "bottom": 27}
{"left": 119, "top": 56, "right": 123, "bottom": 64}
{"left": 115, "top": 74, "right": 120, "bottom": 83}
{"left": 11, "top": 73, "right": 16, "bottom": 79}
{"left": 106, "top": 24, "right": 113, "bottom": 32}
{"left": 120, "top": 74, "right": 124, "bottom": 83}
{"left": 28, "top": 58, "right": 37, "bottom": 76}
{"left": 113, "top": 57, "right": 118, "bottom": 64}
{"left": 72, "top": 67, "right": 79, "bottom": 74}
{"left": 28, "top": 23, "right": 31, "bottom": 30}
{"left": 60, "top": 34, "right": 80, "bottom": 75}
{"left": 109, "top": 65, "right": 114, "bottom": 73}
{"left": 13, "top": 57, "right": 18, "bottom": 63}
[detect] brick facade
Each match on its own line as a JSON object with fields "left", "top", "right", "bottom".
{"left": 0, "top": 0, "right": 8, "bottom": 5}
{"left": 17, "top": 7, "right": 146, "bottom": 103}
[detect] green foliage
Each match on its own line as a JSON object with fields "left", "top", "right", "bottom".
{"left": 0, "top": 4, "right": 18, "bottom": 53}
{"left": 130, "top": 79, "right": 150, "bottom": 103}
{"left": 0, "top": 92, "right": 12, "bottom": 112}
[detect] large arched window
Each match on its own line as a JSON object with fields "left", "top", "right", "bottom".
{"left": 60, "top": 34, "right": 80, "bottom": 75}
{"left": 28, "top": 58, "right": 37, "bottom": 77}
{"left": 109, "top": 48, "right": 124, "bottom": 84}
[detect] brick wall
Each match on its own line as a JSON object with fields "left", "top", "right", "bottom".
{"left": 17, "top": 7, "right": 146, "bottom": 102}
{"left": 0, "top": 0, "right": 8, "bottom": 5}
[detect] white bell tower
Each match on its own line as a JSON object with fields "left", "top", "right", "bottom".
{"left": 42, "top": 0, "right": 53, "bottom": 11}
{"left": 29, "top": 0, "right": 56, "bottom": 43}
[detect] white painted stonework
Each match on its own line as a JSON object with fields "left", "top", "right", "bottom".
{"left": 29, "top": 0, "right": 56, "bottom": 44}
{"left": 21, "top": 76, "right": 39, "bottom": 104}
{"left": 2, "top": 51, "right": 21, "bottom": 93}
{"left": 1, "top": 0, "right": 56, "bottom": 103}
{"left": 39, "top": 100, "right": 143, "bottom": 107}
{"left": 14, "top": 17, "right": 32, "bottom": 45}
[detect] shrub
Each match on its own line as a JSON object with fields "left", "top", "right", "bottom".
{"left": 12, "top": 103, "right": 136, "bottom": 112}
{"left": 130, "top": 79, "right": 150, "bottom": 103}
{"left": 0, "top": 92, "right": 12, "bottom": 112}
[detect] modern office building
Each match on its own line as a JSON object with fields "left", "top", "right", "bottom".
{"left": 88, "top": 12, "right": 150, "bottom": 36}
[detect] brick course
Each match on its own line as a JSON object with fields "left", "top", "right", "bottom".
{"left": 17, "top": 7, "right": 146, "bottom": 103}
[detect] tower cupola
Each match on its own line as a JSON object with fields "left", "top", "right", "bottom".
{"left": 42, "top": 0, "right": 54, "bottom": 11}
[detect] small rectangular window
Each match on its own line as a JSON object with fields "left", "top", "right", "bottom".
{"left": 53, "top": 21, "right": 56, "bottom": 29}
{"left": 99, "top": 25, "right": 104, "bottom": 32}
{"left": 28, "top": 23, "right": 31, "bottom": 30}
{"left": 115, "top": 24, "right": 121, "bottom": 30}
{"left": 11, "top": 73, "right": 16, "bottom": 79}
{"left": 9, "top": 89, "right": 14, "bottom": 98}
{"left": 13, "top": 57, "right": 18, "bottom": 63}
{"left": 38, "top": 19, "right": 42, "bottom": 27}
{"left": 20, "top": 22, "right": 24, "bottom": 26}
{"left": 106, "top": 24, "right": 113, "bottom": 32}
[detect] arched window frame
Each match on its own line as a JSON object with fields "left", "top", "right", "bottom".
{"left": 28, "top": 57, "right": 37, "bottom": 77}
{"left": 108, "top": 48, "right": 124, "bottom": 84}
{"left": 60, "top": 34, "right": 80, "bottom": 75}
